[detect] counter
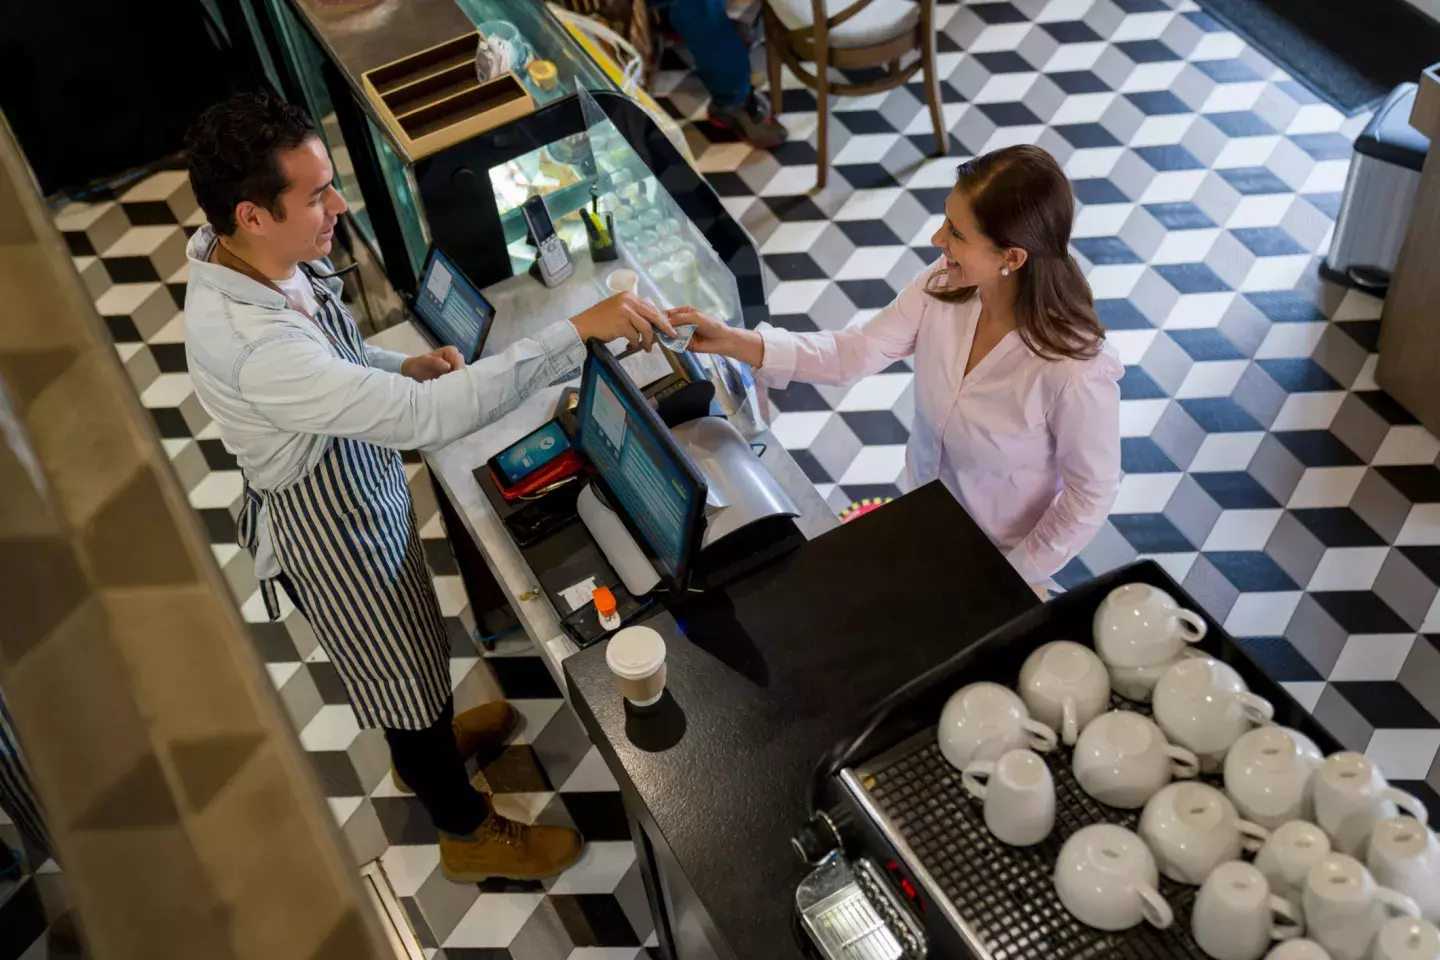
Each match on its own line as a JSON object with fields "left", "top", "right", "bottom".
{"left": 562, "top": 483, "right": 1037, "bottom": 959}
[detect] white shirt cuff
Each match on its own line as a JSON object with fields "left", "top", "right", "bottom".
{"left": 537, "top": 320, "right": 587, "bottom": 380}
{"left": 755, "top": 325, "right": 797, "bottom": 388}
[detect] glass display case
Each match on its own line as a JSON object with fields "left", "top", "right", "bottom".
{"left": 490, "top": 89, "right": 744, "bottom": 328}
{"left": 261, "top": 0, "right": 766, "bottom": 338}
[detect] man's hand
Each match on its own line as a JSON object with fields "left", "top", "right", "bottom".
{"left": 665, "top": 306, "right": 765, "bottom": 368}
{"left": 570, "top": 292, "right": 675, "bottom": 350}
{"left": 401, "top": 346, "right": 465, "bottom": 382}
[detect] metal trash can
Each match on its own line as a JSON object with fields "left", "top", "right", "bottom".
{"left": 1323, "top": 82, "right": 1431, "bottom": 290}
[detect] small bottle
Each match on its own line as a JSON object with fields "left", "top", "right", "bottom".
{"left": 593, "top": 586, "right": 621, "bottom": 632}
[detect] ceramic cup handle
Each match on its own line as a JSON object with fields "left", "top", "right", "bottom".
{"left": 1238, "top": 819, "right": 1270, "bottom": 855}
{"left": 1176, "top": 608, "right": 1208, "bottom": 643}
{"left": 1167, "top": 745, "right": 1201, "bottom": 780}
{"left": 1136, "top": 882, "right": 1174, "bottom": 930}
{"left": 1024, "top": 719, "right": 1059, "bottom": 754}
{"left": 962, "top": 761, "right": 994, "bottom": 802}
{"left": 1382, "top": 788, "right": 1429, "bottom": 825}
{"left": 1267, "top": 894, "right": 1302, "bottom": 941}
{"left": 1061, "top": 697, "right": 1079, "bottom": 747}
{"left": 1374, "top": 885, "right": 1422, "bottom": 920}
{"left": 1234, "top": 691, "right": 1275, "bottom": 726}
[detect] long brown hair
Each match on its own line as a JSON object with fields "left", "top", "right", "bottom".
{"left": 926, "top": 145, "right": 1105, "bottom": 361}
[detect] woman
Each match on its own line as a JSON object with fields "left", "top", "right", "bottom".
{"left": 676, "top": 145, "right": 1122, "bottom": 590}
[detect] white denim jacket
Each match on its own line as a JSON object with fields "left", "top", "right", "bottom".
{"left": 183, "top": 225, "right": 586, "bottom": 576}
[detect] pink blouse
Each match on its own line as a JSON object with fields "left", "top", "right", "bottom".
{"left": 757, "top": 261, "right": 1123, "bottom": 586}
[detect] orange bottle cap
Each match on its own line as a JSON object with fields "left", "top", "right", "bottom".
{"left": 593, "top": 586, "right": 617, "bottom": 617}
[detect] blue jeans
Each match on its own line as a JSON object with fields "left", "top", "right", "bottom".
{"left": 659, "top": 0, "right": 752, "bottom": 109}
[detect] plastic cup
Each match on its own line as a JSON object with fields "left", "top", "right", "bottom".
{"left": 606, "top": 626, "right": 667, "bottom": 707}
{"left": 605, "top": 268, "right": 638, "bottom": 295}
{"left": 670, "top": 249, "right": 698, "bottom": 284}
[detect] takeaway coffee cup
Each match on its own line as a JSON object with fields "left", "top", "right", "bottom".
{"left": 606, "top": 626, "right": 667, "bottom": 707}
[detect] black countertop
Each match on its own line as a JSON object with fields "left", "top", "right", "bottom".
{"left": 564, "top": 481, "right": 1037, "bottom": 959}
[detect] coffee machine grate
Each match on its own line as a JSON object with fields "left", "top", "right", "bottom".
{"left": 862, "top": 700, "right": 1217, "bottom": 960}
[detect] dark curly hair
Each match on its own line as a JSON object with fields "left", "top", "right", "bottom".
{"left": 185, "top": 91, "right": 318, "bottom": 236}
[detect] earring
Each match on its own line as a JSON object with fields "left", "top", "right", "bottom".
{"left": 1001, "top": 267, "right": 1011, "bottom": 277}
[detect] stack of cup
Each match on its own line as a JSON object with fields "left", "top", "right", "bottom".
{"left": 1092, "top": 583, "right": 1209, "bottom": 702}
{"left": 938, "top": 682, "right": 1059, "bottom": 846}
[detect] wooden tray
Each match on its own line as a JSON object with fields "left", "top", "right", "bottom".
{"left": 361, "top": 32, "right": 535, "bottom": 161}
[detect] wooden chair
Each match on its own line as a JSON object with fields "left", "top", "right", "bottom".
{"left": 762, "top": 0, "right": 946, "bottom": 189}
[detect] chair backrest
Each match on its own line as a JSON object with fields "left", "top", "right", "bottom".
{"left": 800, "top": 0, "right": 933, "bottom": 46}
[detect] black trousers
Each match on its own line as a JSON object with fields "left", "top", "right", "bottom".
{"left": 278, "top": 575, "right": 489, "bottom": 836}
{"left": 384, "top": 697, "right": 490, "bottom": 835}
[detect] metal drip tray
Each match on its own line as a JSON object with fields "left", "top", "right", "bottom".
{"left": 797, "top": 852, "right": 926, "bottom": 960}
{"left": 850, "top": 711, "right": 1214, "bottom": 960}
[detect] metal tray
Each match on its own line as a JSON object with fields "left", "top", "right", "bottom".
{"left": 820, "top": 561, "right": 1344, "bottom": 960}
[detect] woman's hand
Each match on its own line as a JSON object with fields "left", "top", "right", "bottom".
{"left": 665, "top": 306, "right": 765, "bottom": 368}
{"left": 401, "top": 346, "right": 465, "bottom": 382}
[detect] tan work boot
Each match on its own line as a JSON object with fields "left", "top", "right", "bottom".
{"left": 439, "top": 813, "right": 584, "bottom": 882}
{"left": 392, "top": 701, "right": 519, "bottom": 793}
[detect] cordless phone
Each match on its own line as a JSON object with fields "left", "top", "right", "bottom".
{"left": 521, "top": 194, "right": 574, "bottom": 288}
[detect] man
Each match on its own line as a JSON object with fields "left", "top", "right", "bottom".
{"left": 182, "top": 92, "right": 671, "bottom": 882}
{"left": 660, "top": 0, "right": 789, "bottom": 148}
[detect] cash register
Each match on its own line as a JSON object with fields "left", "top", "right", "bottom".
{"left": 573, "top": 341, "right": 802, "bottom": 597}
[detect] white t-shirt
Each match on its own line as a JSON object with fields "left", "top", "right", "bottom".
{"left": 275, "top": 268, "right": 319, "bottom": 317}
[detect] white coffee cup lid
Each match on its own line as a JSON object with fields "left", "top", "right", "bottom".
{"left": 606, "top": 626, "right": 666, "bottom": 680}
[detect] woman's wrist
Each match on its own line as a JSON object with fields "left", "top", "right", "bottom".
{"left": 726, "top": 327, "right": 766, "bottom": 368}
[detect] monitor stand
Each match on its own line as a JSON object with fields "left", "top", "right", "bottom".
{"left": 577, "top": 482, "right": 661, "bottom": 597}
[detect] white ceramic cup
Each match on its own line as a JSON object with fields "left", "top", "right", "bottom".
{"left": 1367, "top": 819, "right": 1440, "bottom": 924}
{"left": 1140, "top": 781, "right": 1270, "bottom": 885}
{"left": 1093, "top": 582, "right": 1208, "bottom": 669}
{"left": 1304, "top": 853, "right": 1422, "bottom": 960}
{"left": 605, "top": 267, "right": 639, "bottom": 295}
{"left": 1371, "top": 918, "right": 1440, "bottom": 960}
{"left": 1226, "top": 726, "right": 1326, "bottom": 830}
{"left": 1315, "top": 753, "right": 1430, "bottom": 858}
{"left": 1266, "top": 940, "right": 1335, "bottom": 960}
{"left": 1018, "top": 641, "right": 1111, "bottom": 746}
{"left": 1194, "top": 860, "right": 1304, "bottom": 960}
{"left": 1257, "top": 820, "right": 1334, "bottom": 915}
{"left": 1054, "top": 823, "right": 1173, "bottom": 931}
{"left": 937, "top": 682, "right": 1058, "bottom": 771}
{"left": 1073, "top": 710, "right": 1201, "bottom": 809}
{"left": 1154, "top": 657, "right": 1274, "bottom": 772}
{"left": 962, "top": 748, "right": 1056, "bottom": 847}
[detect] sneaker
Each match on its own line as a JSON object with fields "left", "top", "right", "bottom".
{"left": 392, "top": 701, "right": 519, "bottom": 793}
{"left": 707, "top": 93, "right": 788, "bottom": 149}
{"left": 439, "top": 814, "right": 584, "bottom": 882}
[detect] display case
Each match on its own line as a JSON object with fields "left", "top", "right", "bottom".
{"left": 265, "top": 0, "right": 766, "bottom": 334}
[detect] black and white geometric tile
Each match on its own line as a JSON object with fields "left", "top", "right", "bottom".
{"left": 12, "top": 0, "right": 1440, "bottom": 955}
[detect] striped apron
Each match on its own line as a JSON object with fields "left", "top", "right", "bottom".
{"left": 0, "top": 691, "right": 52, "bottom": 864}
{"left": 236, "top": 272, "right": 451, "bottom": 731}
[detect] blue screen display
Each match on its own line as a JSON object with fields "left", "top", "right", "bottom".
{"left": 413, "top": 249, "right": 493, "bottom": 361}
{"left": 578, "top": 357, "right": 697, "bottom": 580}
{"left": 494, "top": 420, "right": 571, "bottom": 486}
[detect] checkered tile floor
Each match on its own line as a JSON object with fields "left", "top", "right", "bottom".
{"left": 17, "top": 0, "right": 1440, "bottom": 955}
